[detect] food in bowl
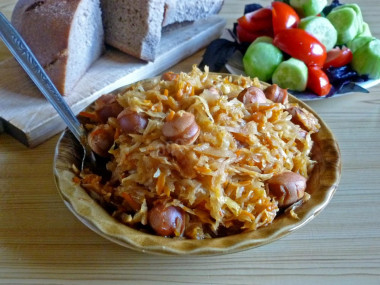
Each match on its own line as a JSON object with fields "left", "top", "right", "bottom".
{"left": 74, "top": 66, "right": 320, "bottom": 239}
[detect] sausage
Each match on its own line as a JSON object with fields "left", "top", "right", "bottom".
{"left": 162, "top": 111, "right": 200, "bottom": 145}
{"left": 161, "top": 71, "right": 179, "bottom": 81}
{"left": 264, "top": 84, "right": 288, "bottom": 104}
{"left": 87, "top": 124, "right": 115, "bottom": 157}
{"left": 148, "top": 202, "right": 185, "bottom": 237}
{"left": 267, "top": 171, "right": 307, "bottom": 208}
{"left": 94, "top": 94, "right": 123, "bottom": 123}
{"left": 117, "top": 109, "right": 148, "bottom": 134}
{"left": 286, "top": 105, "right": 320, "bottom": 132}
{"left": 237, "top": 86, "right": 267, "bottom": 104}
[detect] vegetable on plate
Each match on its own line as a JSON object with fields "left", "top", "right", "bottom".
{"left": 273, "top": 28, "right": 327, "bottom": 67}
{"left": 237, "top": 7, "right": 273, "bottom": 32}
{"left": 327, "top": 6, "right": 360, "bottom": 45}
{"left": 199, "top": 0, "right": 380, "bottom": 98}
{"left": 298, "top": 16, "right": 337, "bottom": 51}
{"left": 351, "top": 38, "right": 380, "bottom": 79}
{"left": 243, "top": 37, "right": 283, "bottom": 82}
{"left": 272, "top": 57, "right": 308, "bottom": 92}
{"left": 289, "top": 0, "right": 327, "bottom": 17}
{"left": 307, "top": 66, "right": 332, "bottom": 96}
{"left": 272, "top": 1, "right": 300, "bottom": 34}
{"left": 272, "top": 58, "right": 308, "bottom": 91}
{"left": 324, "top": 46, "right": 353, "bottom": 69}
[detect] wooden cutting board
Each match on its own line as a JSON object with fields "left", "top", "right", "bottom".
{"left": 0, "top": 15, "right": 225, "bottom": 147}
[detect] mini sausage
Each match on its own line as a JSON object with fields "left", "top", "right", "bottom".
{"left": 264, "top": 84, "right": 288, "bottom": 104}
{"left": 237, "top": 86, "right": 267, "bottom": 104}
{"left": 87, "top": 124, "right": 115, "bottom": 157}
{"left": 287, "top": 105, "right": 320, "bottom": 132}
{"left": 267, "top": 171, "right": 307, "bottom": 208}
{"left": 148, "top": 202, "right": 185, "bottom": 237}
{"left": 162, "top": 111, "right": 200, "bottom": 144}
{"left": 117, "top": 109, "right": 148, "bottom": 134}
{"left": 94, "top": 94, "right": 123, "bottom": 123}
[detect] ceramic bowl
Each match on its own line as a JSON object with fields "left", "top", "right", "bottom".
{"left": 53, "top": 75, "right": 341, "bottom": 255}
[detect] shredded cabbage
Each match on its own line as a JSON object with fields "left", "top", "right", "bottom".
{"left": 79, "top": 66, "right": 320, "bottom": 239}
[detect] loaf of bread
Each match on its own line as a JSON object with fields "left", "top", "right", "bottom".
{"left": 100, "top": 0, "right": 224, "bottom": 61}
{"left": 11, "top": 0, "right": 104, "bottom": 96}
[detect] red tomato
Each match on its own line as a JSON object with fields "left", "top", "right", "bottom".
{"left": 323, "top": 46, "right": 353, "bottom": 69}
{"left": 272, "top": 1, "right": 300, "bottom": 34}
{"left": 236, "top": 24, "right": 273, "bottom": 43}
{"left": 237, "top": 8, "right": 273, "bottom": 32}
{"left": 273, "top": 28, "right": 327, "bottom": 67}
{"left": 307, "top": 66, "right": 332, "bottom": 96}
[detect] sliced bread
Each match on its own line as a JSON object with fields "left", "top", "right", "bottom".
{"left": 101, "top": 0, "right": 224, "bottom": 61}
{"left": 100, "top": 0, "right": 165, "bottom": 62}
{"left": 163, "top": 0, "right": 224, "bottom": 26}
{"left": 11, "top": 0, "right": 104, "bottom": 96}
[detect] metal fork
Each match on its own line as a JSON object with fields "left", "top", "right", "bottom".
{"left": 0, "top": 12, "right": 97, "bottom": 172}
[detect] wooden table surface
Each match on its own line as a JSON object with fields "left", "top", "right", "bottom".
{"left": 1, "top": 0, "right": 380, "bottom": 284}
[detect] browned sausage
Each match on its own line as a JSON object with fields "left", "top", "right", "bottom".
{"left": 94, "top": 94, "right": 123, "bottom": 123}
{"left": 237, "top": 86, "right": 267, "bottom": 104}
{"left": 267, "top": 171, "right": 307, "bottom": 208}
{"left": 161, "top": 71, "right": 179, "bottom": 81}
{"left": 87, "top": 124, "right": 115, "bottom": 157}
{"left": 117, "top": 109, "right": 148, "bottom": 134}
{"left": 162, "top": 111, "right": 200, "bottom": 144}
{"left": 264, "top": 84, "right": 288, "bottom": 104}
{"left": 148, "top": 202, "right": 185, "bottom": 237}
{"left": 286, "top": 105, "right": 320, "bottom": 132}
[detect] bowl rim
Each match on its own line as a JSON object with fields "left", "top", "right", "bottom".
{"left": 53, "top": 73, "right": 342, "bottom": 256}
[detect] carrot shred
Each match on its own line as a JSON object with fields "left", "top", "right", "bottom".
{"left": 239, "top": 210, "right": 255, "bottom": 221}
{"left": 72, "top": 176, "right": 81, "bottom": 184}
{"left": 121, "top": 192, "right": 140, "bottom": 212}
{"left": 153, "top": 102, "right": 163, "bottom": 113}
{"left": 190, "top": 85, "right": 195, "bottom": 96}
{"left": 156, "top": 172, "right": 166, "bottom": 195}
{"left": 268, "top": 109, "right": 281, "bottom": 123}
{"left": 114, "top": 127, "right": 121, "bottom": 140}
{"left": 167, "top": 110, "right": 175, "bottom": 121}
{"left": 232, "top": 133, "right": 251, "bottom": 144}
{"left": 79, "top": 111, "right": 98, "bottom": 121}
{"left": 165, "top": 97, "right": 179, "bottom": 111}
{"left": 194, "top": 165, "right": 212, "bottom": 174}
{"left": 164, "top": 185, "right": 171, "bottom": 197}
{"left": 239, "top": 180, "right": 252, "bottom": 186}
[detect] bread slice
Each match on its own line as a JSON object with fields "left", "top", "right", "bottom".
{"left": 100, "top": 0, "right": 165, "bottom": 62}
{"left": 101, "top": 0, "right": 224, "bottom": 61}
{"left": 11, "top": 0, "right": 104, "bottom": 96}
{"left": 162, "top": 0, "right": 224, "bottom": 26}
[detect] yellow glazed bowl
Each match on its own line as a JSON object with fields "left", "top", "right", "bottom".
{"left": 53, "top": 74, "right": 341, "bottom": 255}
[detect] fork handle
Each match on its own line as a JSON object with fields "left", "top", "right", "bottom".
{"left": 0, "top": 12, "right": 85, "bottom": 143}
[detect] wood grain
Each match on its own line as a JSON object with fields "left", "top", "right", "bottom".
{"left": 1, "top": 0, "right": 380, "bottom": 284}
